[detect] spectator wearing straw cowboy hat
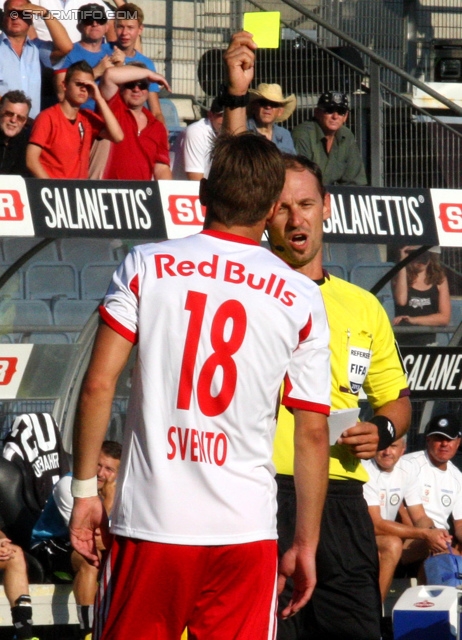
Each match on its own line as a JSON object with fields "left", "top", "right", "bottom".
{"left": 246, "top": 83, "right": 296, "bottom": 153}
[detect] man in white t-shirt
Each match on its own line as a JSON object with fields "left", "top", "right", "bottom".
{"left": 363, "top": 436, "right": 450, "bottom": 601}
{"left": 403, "top": 414, "right": 462, "bottom": 550}
{"left": 173, "top": 96, "right": 223, "bottom": 180}
{"left": 69, "top": 132, "right": 331, "bottom": 639}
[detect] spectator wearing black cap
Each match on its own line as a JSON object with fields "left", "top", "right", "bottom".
{"left": 291, "top": 90, "right": 367, "bottom": 186}
{"left": 54, "top": 3, "right": 125, "bottom": 110}
{"left": 173, "top": 96, "right": 224, "bottom": 180}
{"left": 402, "top": 413, "right": 462, "bottom": 554}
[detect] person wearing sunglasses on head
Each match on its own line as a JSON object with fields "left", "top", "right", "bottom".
{"left": 292, "top": 91, "right": 367, "bottom": 186}
{"left": 245, "top": 83, "right": 296, "bottom": 154}
{"left": 0, "top": 0, "right": 72, "bottom": 118}
{"left": 0, "top": 90, "right": 32, "bottom": 176}
{"left": 54, "top": 3, "right": 126, "bottom": 111}
{"left": 98, "top": 62, "right": 172, "bottom": 180}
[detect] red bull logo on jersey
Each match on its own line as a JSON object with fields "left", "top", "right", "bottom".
{"left": 0, "top": 358, "right": 18, "bottom": 385}
{"left": 154, "top": 253, "right": 297, "bottom": 306}
{"left": 0, "top": 191, "right": 24, "bottom": 221}
{"left": 167, "top": 426, "right": 228, "bottom": 466}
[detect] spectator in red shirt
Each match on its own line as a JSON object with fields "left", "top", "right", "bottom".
{"left": 99, "top": 62, "right": 172, "bottom": 180}
{"left": 26, "top": 60, "right": 123, "bottom": 178}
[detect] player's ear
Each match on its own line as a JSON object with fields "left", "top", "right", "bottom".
{"left": 199, "top": 178, "right": 208, "bottom": 206}
{"left": 265, "top": 201, "right": 279, "bottom": 226}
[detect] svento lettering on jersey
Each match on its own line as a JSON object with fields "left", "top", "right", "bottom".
{"left": 167, "top": 426, "right": 227, "bottom": 466}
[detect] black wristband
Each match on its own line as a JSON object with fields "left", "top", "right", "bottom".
{"left": 370, "top": 415, "right": 396, "bottom": 451}
{"left": 217, "top": 84, "right": 250, "bottom": 109}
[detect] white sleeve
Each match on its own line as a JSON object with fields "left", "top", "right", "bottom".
{"left": 101, "top": 249, "right": 140, "bottom": 341}
{"left": 403, "top": 465, "right": 423, "bottom": 507}
{"left": 183, "top": 122, "right": 213, "bottom": 174}
{"left": 282, "top": 286, "right": 331, "bottom": 413}
{"left": 52, "top": 476, "right": 73, "bottom": 526}
{"left": 363, "top": 480, "right": 381, "bottom": 507}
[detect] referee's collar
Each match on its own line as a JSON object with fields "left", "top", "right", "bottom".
{"left": 312, "top": 268, "right": 330, "bottom": 287}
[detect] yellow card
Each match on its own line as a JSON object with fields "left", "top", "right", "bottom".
{"left": 243, "top": 12, "right": 280, "bottom": 48}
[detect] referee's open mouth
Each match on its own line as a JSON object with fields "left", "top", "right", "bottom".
{"left": 288, "top": 232, "right": 308, "bottom": 249}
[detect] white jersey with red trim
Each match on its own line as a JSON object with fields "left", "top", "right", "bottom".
{"left": 101, "top": 230, "right": 330, "bottom": 545}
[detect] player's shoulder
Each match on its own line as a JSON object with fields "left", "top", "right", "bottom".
{"left": 447, "top": 459, "right": 462, "bottom": 482}
{"left": 402, "top": 450, "right": 427, "bottom": 471}
{"left": 362, "top": 458, "right": 379, "bottom": 481}
{"left": 323, "top": 274, "right": 382, "bottom": 306}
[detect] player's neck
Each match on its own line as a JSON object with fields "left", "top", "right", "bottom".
{"left": 206, "top": 220, "right": 265, "bottom": 244}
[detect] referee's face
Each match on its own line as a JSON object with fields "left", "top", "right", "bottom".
{"left": 268, "top": 169, "right": 330, "bottom": 276}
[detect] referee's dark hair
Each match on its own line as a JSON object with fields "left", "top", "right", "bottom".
{"left": 201, "top": 132, "right": 286, "bottom": 228}
{"left": 282, "top": 154, "right": 326, "bottom": 198}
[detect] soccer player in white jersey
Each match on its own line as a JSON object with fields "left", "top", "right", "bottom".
{"left": 69, "top": 132, "right": 331, "bottom": 639}
{"left": 403, "top": 414, "right": 462, "bottom": 554}
{"left": 363, "top": 437, "right": 450, "bottom": 601}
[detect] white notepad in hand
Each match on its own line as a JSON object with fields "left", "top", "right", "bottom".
{"left": 328, "top": 408, "right": 361, "bottom": 445}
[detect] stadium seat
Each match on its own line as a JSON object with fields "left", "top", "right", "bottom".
{"left": 349, "top": 262, "right": 395, "bottom": 298}
{"left": 58, "top": 238, "right": 117, "bottom": 270}
{"left": 2, "top": 238, "right": 58, "bottom": 264}
{"left": 25, "top": 262, "right": 79, "bottom": 301}
{"left": 0, "top": 299, "right": 53, "bottom": 343}
{"left": 0, "top": 264, "right": 24, "bottom": 300}
{"left": 80, "top": 262, "right": 118, "bottom": 300}
{"left": 451, "top": 298, "right": 462, "bottom": 328}
{"left": 324, "top": 262, "right": 348, "bottom": 280}
{"left": 53, "top": 299, "right": 99, "bottom": 341}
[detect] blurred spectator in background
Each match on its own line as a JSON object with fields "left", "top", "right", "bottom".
{"left": 110, "top": 3, "right": 166, "bottom": 127}
{"left": 363, "top": 436, "right": 450, "bottom": 602}
{"left": 25, "top": 0, "right": 111, "bottom": 43}
{"left": 246, "top": 83, "right": 296, "bottom": 153}
{"left": 0, "top": 0, "right": 72, "bottom": 118}
{"left": 0, "top": 531, "right": 37, "bottom": 640}
{"left": 292, "top": 91, "right": 367, "bottom": 186}
{"left": 393, "top": 246, "right": 450, "bottom": 346}
{"left": 26, "top": 60, "right": 123, "bottom": 178}
{"left": 97, "top": 63, "right": 171, "bottom": 180}
{"left": 31, "top": 441, "right": 122, "bottom": 640}
{"left": 54, "top": 3, "right": 125, "bottom": 110}
{"left": 0, "top": 90, "right": 32, "bottom": 176}
{"left": 173, "top": 96, "right": 223, "bottom": 180}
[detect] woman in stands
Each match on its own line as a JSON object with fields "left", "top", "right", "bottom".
{"left": 392, "top": 245, "right": 450, "bottom": 345}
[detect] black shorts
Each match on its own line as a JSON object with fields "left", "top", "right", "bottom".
{"left": 277, "top": 475, "right": 381, "bottom": 640}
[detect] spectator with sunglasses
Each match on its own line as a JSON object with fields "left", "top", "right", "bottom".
{"left": 246, "top": 83, "right": 296, "bottom": 154}
{"left": 54, "top": 3, "right": 126, "bottom": 110}
{"left": 109, "top": 3, "right": 166, "bottom": 127}
{"left": 292, "top": 91, "right": 367, "bottom": 186}
{"left": 26, "top": 59, "right": 123, "bottom": 178}
{"left": 0, "top": 0, "right": 72, "bottom": 118}
{"left": 0, "top": 90, "right": 32, "bottom": 176}
{"left": 98, "top": 62, "right": 171, "bottom": 180}
{"left": 26, "top": 0, "right": 112, "bottom": 43}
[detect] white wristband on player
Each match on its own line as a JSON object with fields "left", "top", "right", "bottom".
{"left": 71, "top": 476, "right": 98, "bottom": 498}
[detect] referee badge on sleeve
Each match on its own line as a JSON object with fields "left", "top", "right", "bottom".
{"left": 348, "top": 346, "right": 371, "bottom": 393}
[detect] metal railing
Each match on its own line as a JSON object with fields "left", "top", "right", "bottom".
{"left": 188, "top": 0, "right": 462, "bottom": 189}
